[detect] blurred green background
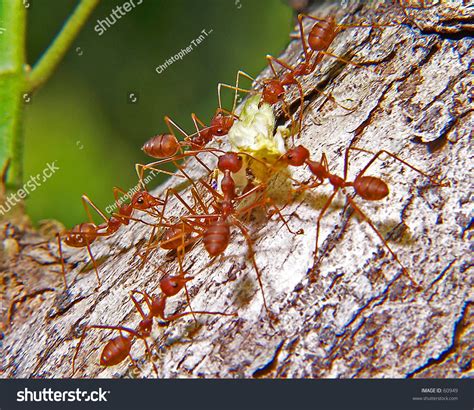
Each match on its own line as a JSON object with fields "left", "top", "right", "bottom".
{"left": 23, "top": 0, "right": 293, "bottom": 227}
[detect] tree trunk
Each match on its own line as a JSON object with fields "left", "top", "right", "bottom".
{"left": 1, "top": 0, "right": 472, "bottom": 379}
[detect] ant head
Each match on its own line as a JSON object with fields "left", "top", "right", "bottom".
{"left": 218, "top": 152, "right": 243, "bottom": 173}
{"left": 138, "top": 318, "right": 153, "bottom": 337}
{"left": 142, "top": 133, "right": 180, "bottom": 158}
{"left": 210, "top": 112, "right": 234, "bottom": 136}
{"left": 283, "top": 145, "right": 310, "bottom": 166}
{"left": 262, "top": 79, "right": 285, "bottom": 105}
{"left": 132, "top": 191, "right": 162, "bottom": 210}
{"left": 160, "top": 275, "right": 193, "bottom": 297}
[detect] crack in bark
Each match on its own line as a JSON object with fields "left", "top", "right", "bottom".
{"left": 406, "top": 301, "right": 473, "bottom": 378}
{"left": 253, "top": 339, "right": 285, "bottom": 378}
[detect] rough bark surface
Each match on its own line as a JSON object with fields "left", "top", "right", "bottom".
{"left": 1, "top": 0, "right": 472, "bottom": 379}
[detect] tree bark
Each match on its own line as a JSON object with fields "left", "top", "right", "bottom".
{"left": 1, "top": 0, "right": 472, "bottom": 379}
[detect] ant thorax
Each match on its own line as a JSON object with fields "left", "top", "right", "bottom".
{"left": 228, "top": 94, "right": 290, "bottom": 185}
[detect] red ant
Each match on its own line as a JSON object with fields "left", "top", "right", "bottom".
{"left": 217, "top": 71, "right": 300, "bottom": 138}
{"left": 294, "top": 13, "right": 398, "bottom": 67}
{"left": 134, "top": 164, "right": 223, "bottom": 272}
{"left": 177, "top": 152, "right": 300, "bottom": 317}
{"left": 279, "top": 144, "right": 444, "bottom": 284}
{"left": 141, "top": 110, "right": 235, "bottom": 160}
{"left": 57, "top": 188, "right": 163, "bottom": 289}
{"left": 71, "top": 272, "right": 236, "bottom": 376}
{"left": 257, "top": 13, "right": 399, "bottom": 134}
{"left": 139, "top": 83, "right": 240, "bottom": 182}
{"left": 217, "top": 14, "right": 396, "bottom": 139}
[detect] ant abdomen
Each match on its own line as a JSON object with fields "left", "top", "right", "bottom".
{"left": 160, "top": 225, "right": 191, "bottom": 250}
{"left": 353, "top": 176, "right": 389, "bottom": 201}
{"left": 308, "top": 17, "right": 337, "bottom": 52}
{"left": 203, "top": 219, "right": 230, "bottom": 257}
{"left": 100, "top": 335, "right": 132, "bottom": 367}
{"left": 142, "top": 133, "right": 180, "bottom": 158}
{"left": 64, "top": 223, "right": 98, "bottom": 247}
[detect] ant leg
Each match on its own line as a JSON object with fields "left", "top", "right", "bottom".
{"left": 218, "top": 71, "right": 259, "bottom": 111}
{"left": 113, "top": 186, "right": 127, "bottom": 200}
{"left": 233, "top": 218, "right": 272, "bottom": 318}
{"left": 296, "top": 14, "right": 315, "bottom": 63}
{"left": 163, "top": 115, "right": 190, "bottom": 142}
{"left": 198, "top": 177, "right": 224, "bottom": 202}
{"left": 266, "top": 56, "right": 307, "bottom": 137}
{"left": 138, "top": 336, "right": 158, "bottom": 375}
{"left": 81, "top": 195, "right": 109, "bottom": 224}
{"left": 264, "top": 196, "right": 303, "bottom": 235}
{"left": 311, "top": 80, "right": 358, "bottom": 111}
{"left": 135, "top": 162, "right": 183, "bottom": 190}
{"left": 164, "top": 115, "right": 215, "bottom": 171}
{"left": 85, "top": 240, "right": 101, "bottom": 287}
{"left": 135, "top": 148, "right": 223, "bottom": 187}
{"left": 190, "top": 187, "right": 210, "bottom": 214}
{"left": 264, "top": 59, "right": 301, "bottom": 142}
{"left": 171, "top": 159, "right": 206, "bottom": 194}
{"left": 344, "top": 194, "right": 418, "bottom": 286}
{"left": 175, "top": 245, "right": 197, "bottom": 323}
{"left": 113, "top": 186, "right": 132, "bottom": 212}
{"left": 217, "top": 82, "right": 256, "bottom": 106}
{"left": 337, "top": 22, "right": 400, "bottom": 29}
{"left": 312, "top": 190, "right": 339, "bottom": 267}
{"left": 153, "top": 292, "right": 236, "bottom": 322}
{"left": 349, "top": 147, "right": 443, "bottom": 185}
{"left": 319, "top": 50, "right": 370, "bottom": 70}
{"left": 163, "top": 308, "right": 237, "bottom": 322}
{"left": 137, "top": 226, "right": 158, "bottom": 270}
{"left": 218, "top": 70, "right": 256, "bottom": 114}
{"left": 129, "top": 292, "right": 148, "bottom": 321}
{"left": 56, "top": 233, "right": 68, "bottom": 289}
{"left": 233, "top": 70, "right": 256, "bottom": 112}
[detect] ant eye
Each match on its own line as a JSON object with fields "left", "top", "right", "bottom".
{"left": 137, "top": 196, "right": 144, "bottom": 204}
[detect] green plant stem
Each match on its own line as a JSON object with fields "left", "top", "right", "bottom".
{"left": 0, "top": 0, "right": 27, "bottom": 194}
{"left": 27, "top": 0, "right": 100, "bottom": 92}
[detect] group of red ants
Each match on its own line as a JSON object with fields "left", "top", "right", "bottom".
{"left": 58, "top": 8, "right": 443, "bottom": 376}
